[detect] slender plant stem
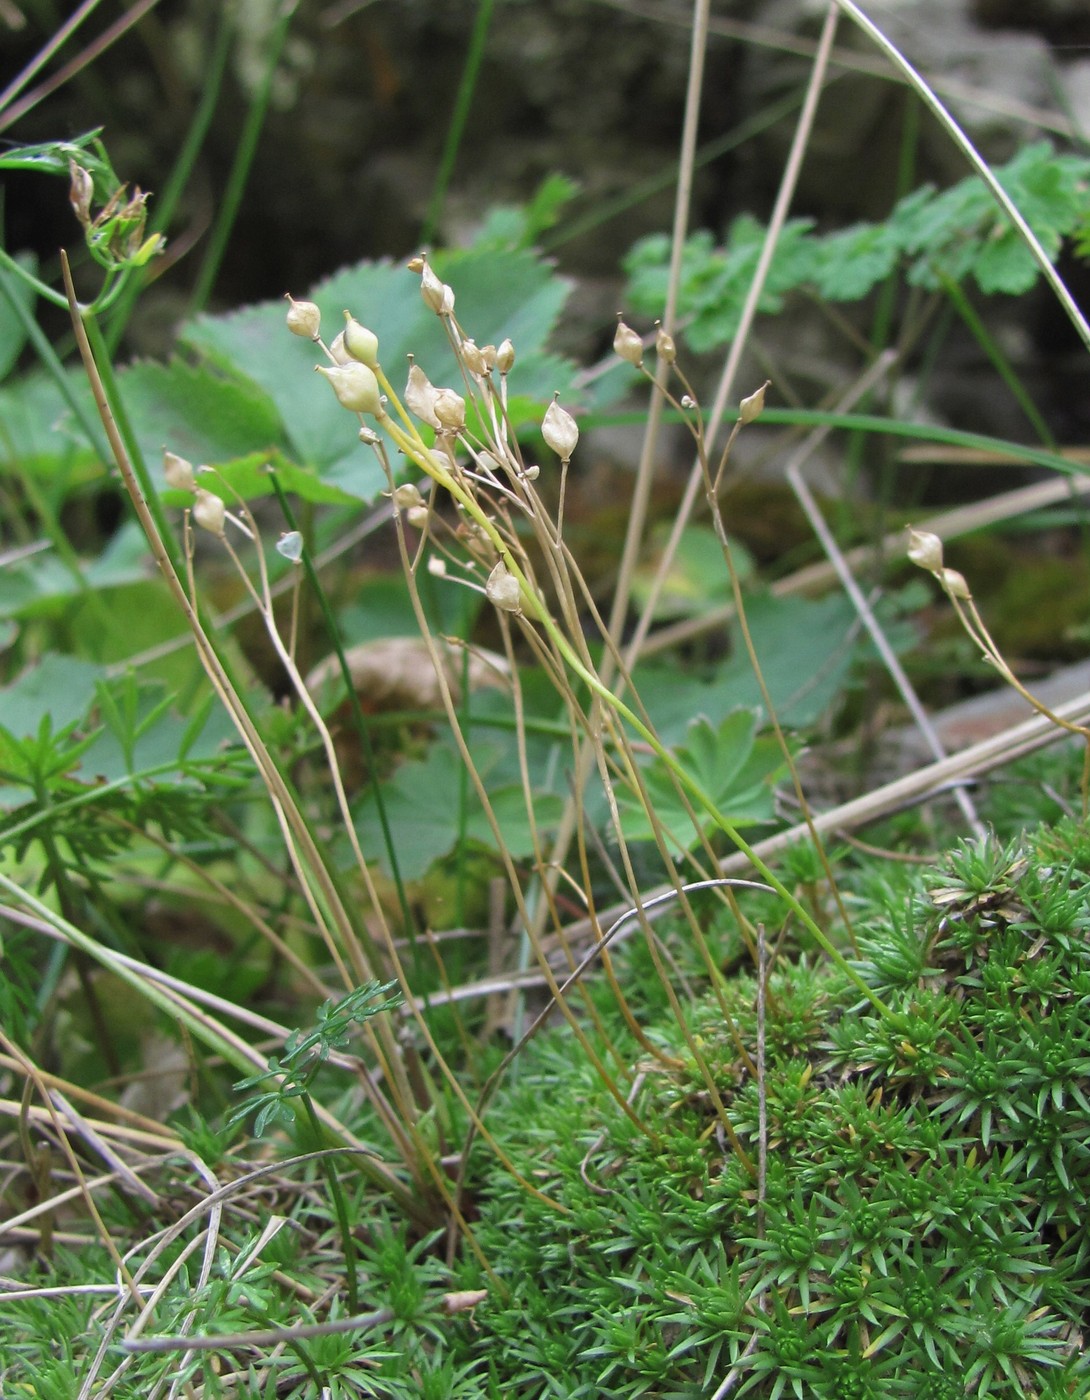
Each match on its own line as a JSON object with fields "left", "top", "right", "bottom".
{"left": 189, "top": 2, "right": 295, "bottom": 313}
{"left": 300, "top": 1092, "right": 359, "bottom": 1313}
{"left": 420, "top": 0, "right": 495, "bottom": 245}
{"left": 104, "top": 3, "right": 235, "bottom": 350}
{"left": 833, "top": 0, "right": 1090, "bottom": 357}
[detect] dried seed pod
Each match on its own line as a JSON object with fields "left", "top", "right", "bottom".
{"left": 316, "top": 362, "right": 382, "bottom": 416}
{"left": 907, "top": 528, "right": 944, "bottom": 574}
{"left": 655, "top": 324, "right": 677, "bottom": 364}
{"left": 495, "top": 339, "right": 515, "bottom": 374}
{"left": 434, "top": 388, "right": 467, "bottom": 432}
{"left": 193, "top": 488, "right": 226, "bottom": 538}
{"left": 485, "top": 560, "right": 522, "bottom": 612}
{"left": 420, "top": 260, "right": 454, "bottom": 315}
{"left": 328, "top": 331, "right": 352, "bottom": 365}
{"left": 391, "top": 483, "right": 425, "bottom": 511}
{"left": 739, "top": 381, "right": 769, "bottom": 424}
{"left": 343, "top": 312, "right": 380, "bottom": 368}
{"left": 461, "top": 339, "right": 489, "bottom": 377}
{"left": 940, "top": 567, "right": 971, "bottom": 600}
{"left": 613, "top": 320, "right": 644, "bottom": 367}
{"left": 405, "top": 363, "right": 441, "bottom": 428}
{"left": 163, "top": 450, "right": 197, "bottom": 493}
{"left": 542, "top": 398, "right": 578, "bottom": 463}
{"left": 285, "top": 294, "right": 321, "bottom": 340}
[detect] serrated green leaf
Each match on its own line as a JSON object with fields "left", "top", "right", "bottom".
{"left": 971, "top": 230, "right": 1044, "bottom": 296}
{"left": 618, "top": 709, "right": 784, "bottom": 854}
{"left": 0, "top": 370, "right": 102, "bottom": 484}
{"left": 352, "top": 741, "right": 563, "bottom": 880}
{"left": 163, "top": 450, "right": 359, "bottom": 506}
{"left": 813, "top": 223, "right": 900, "bottom": 301}
{"left": 181, "top": 247, "right": 579, "bottom": 503}
{"left": 0, "top": 654, "right": 104, "bottom": 738}
{"left": 117, "top": 357, "right": 286, "bottom": 472}
{"left": 633, "top": 592, "right": 878, "bottom": 744}
{"left": 0, "top": 253, "right": 38, "bottom": 383}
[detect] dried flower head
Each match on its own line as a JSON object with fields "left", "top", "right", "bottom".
{"left": 69, "top": 161, "right": 94, "bottom": 227}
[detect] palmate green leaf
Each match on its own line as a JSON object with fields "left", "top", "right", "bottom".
{"left": 633, "top": 591, "right": 878, "bottom": 746}
{"left": 181, "top": 246, "right": 579, "bottom": 503}
{"left": 116, "top": 357, "right": 286, "bottom": 473}
{"left": 0, "top": 654, "right": 105, "bottom": 739}
{"left": 0, "top": 369, "right": 103, "bottom": 484}
{"left": 618, "top": 710, "right": 786, "bottom": 855}
{"left": 0, "top": 252, "right": 39, "bottom": 383}
{"left": 351, "top": 740, "right": 563, "bottom": 881}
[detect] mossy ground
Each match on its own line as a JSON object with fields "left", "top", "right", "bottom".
{"left": 6, "top": 758, "right": 1090, "bottom": 1399}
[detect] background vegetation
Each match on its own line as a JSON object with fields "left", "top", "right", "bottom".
{"left": 1, "top": 1, "right": 1089, "bottom": 1395}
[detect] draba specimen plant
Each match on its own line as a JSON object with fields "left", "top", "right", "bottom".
{"left": 275, "top": 258, "right": 894, "bottom": 1115}
{"left": 148, "top": 250, "right": 893, "bottom": 1225}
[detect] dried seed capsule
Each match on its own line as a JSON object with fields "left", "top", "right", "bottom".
{"left": 461, "top": 339, "right": 489, "bottom": 377}
{"left": 495, "top": 339, "right": 515, "bottom": 374}
{"left": 655, "top": 325, "right": 677, "bottom": 364}
{"left": 193, "top": 488, "right": 226, "bottom": 537}
{"left": 343, "top": 312, "right": 380, "bottom": 368}
{"left": 940, "top": 567, "right": 971, "bottom": 600}
{"left": 907, "top": 528, "right": 944, "bottom": 574}
{"left": 163, "top": 450, "right": 197, "bottom": 493}
{"left": 316, "top": 362, "right": 382, "bottom": 416}
{"left": 391, "top": 483, "right": 425, "bottom": 511}
{"left": 328, "top": 331, "right": 352, "bottom": 365}
{"left": 405, "top": 363, "right": 441, "bottom": 428}
{"left": 485, "top": 561, "right": 522, "bottom": 612}
{"left": 739, "top": 381, "right": 769, "bottom": 424}
{"left": 434, "top": 388, "right": 467, "bottom": 432}
{"left": 285, "top": 294, "right": 321, "bottom": 339}
{"left": 420, "top": 260, "right": 454, "bottom": 315}
{"left": 542, "top": 398, "right": 578, "bottom": 463}
{"left": 613, "top": 320, "right": 644, "bottom": 367}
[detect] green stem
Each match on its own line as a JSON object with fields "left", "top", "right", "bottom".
{"left": 421, "top": 0, "right": 495, "bottom": 246}
{"left": 266, "top": 476, "right": 420, "bottom": 965}
{"left": 104, "top": 4, "right": 235, "bottom": 351}
{"left": 300, "top": 1091, "right": 359, "bottom": 1314}
{"left": 189, "top": 2, "right": 294, "bottom": 314}
{"left": 940, "top": 272, "right": 1056, "bottom": 447}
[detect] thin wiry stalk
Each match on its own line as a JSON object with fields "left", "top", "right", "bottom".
{"left": 623, "top": 0, "right": 842, "bottom": 663}
{"left": 834, "top": 0, "right": 1090, "bottom": 357}
{"left": 607, "top": 0, "right": 710, "bottom": 642}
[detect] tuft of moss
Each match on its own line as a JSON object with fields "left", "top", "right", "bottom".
{"left": 455, "top": 826, "right": 1090, "bottom": 1398}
